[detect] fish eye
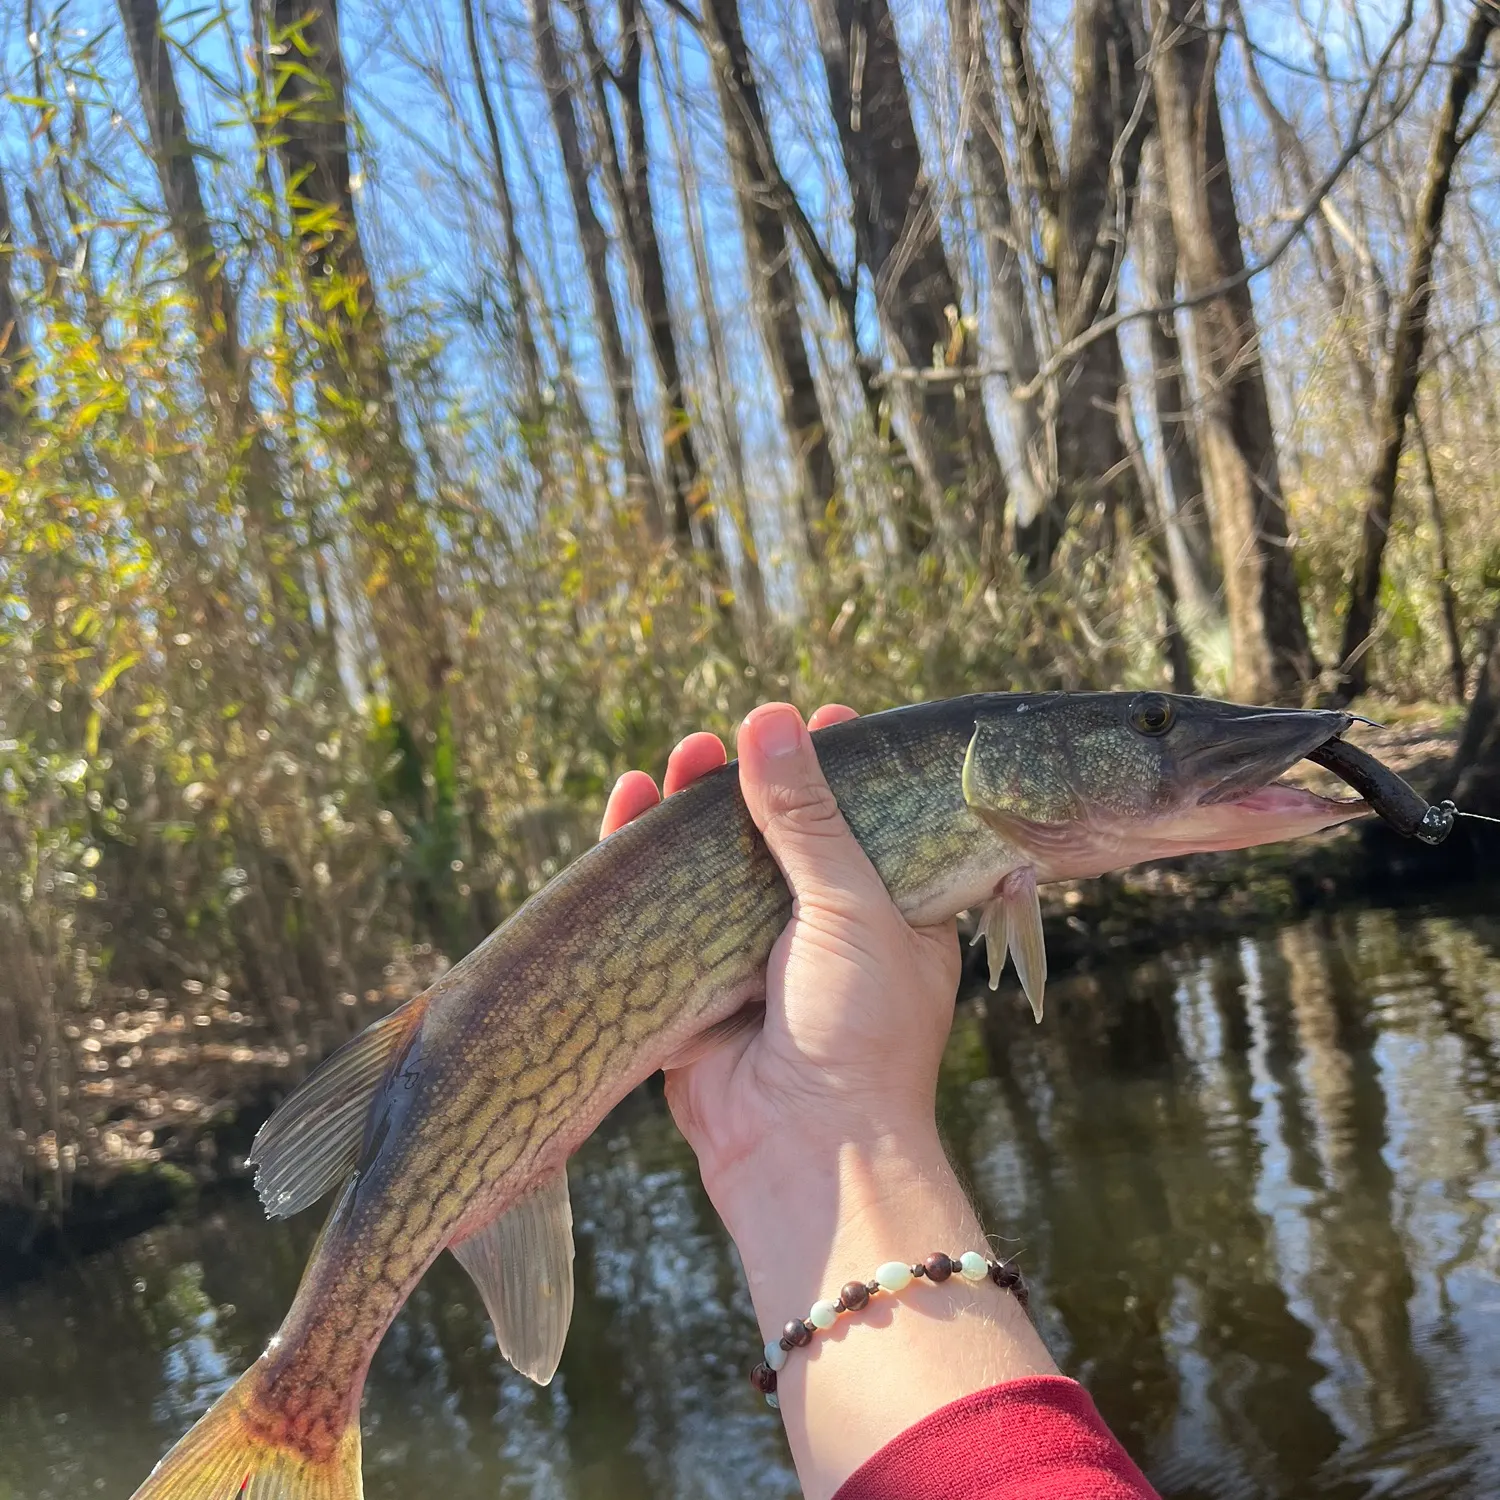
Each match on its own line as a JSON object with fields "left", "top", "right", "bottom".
{"left": 1129, "top": 693, "right": 1174, "bottom": 736}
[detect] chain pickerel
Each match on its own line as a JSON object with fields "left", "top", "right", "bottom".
{"left": 133, "top": 691, "right": 1401, "bottom": 1499}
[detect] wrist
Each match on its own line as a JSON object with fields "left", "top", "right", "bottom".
{"left": 709, "top": 1118, "right": 983, "bottom": 1338}
{"left": 712, "top": 1119, "right": 1058, "bottom": 1500}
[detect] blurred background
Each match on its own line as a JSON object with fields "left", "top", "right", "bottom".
{"left": 2, "top": 0, "right": 1500, "bottom": 1494}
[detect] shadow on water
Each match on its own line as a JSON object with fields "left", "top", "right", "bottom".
{"left": 4, "top": 900, "right": 1500, "bottom": 1499}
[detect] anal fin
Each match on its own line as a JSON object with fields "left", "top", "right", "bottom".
{"left": 452, "top": 1168, "right": 575, "bottom": 1386}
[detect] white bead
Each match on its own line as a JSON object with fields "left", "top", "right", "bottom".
{"left": 875, "top": 1260, "right": 913, "bottom": 1292}
{"left": 959, "top": 1251, "right": 989, "bottom": 1282}
{"left": 766, "top": 1392, "right": 780, "bottom": 1410}
{"left": 764, "top": 1339, "right": 788, "bottom": 1372}
{"left": 808, "top": 1299, "right": 839, "bottom": 1329}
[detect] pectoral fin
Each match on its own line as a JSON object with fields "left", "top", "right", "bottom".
{"left": 660, "top": 1002, "right": 765, "bottom": 1071}
{"left": 451, "top": 1168, "right": 575, "bottom": 1385}
{"left": 971, "top": 868, "right": 1047, "bottom": 1022}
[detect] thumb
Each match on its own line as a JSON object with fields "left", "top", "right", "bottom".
{"left": 736, "top": 703, "right": 891, "bottom": 914}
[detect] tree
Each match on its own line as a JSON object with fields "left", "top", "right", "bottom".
{"left": 120, "top": 0, "right": 315, "bottom": 657}
{"left": 461, "top": 0, "right": 549, "bottom": 481}
{"left": 1149, "top": 0, "right": 1314, "bottom": 703}
{"left": 947, "top": 0, "right": 1048, "bottom": 534}
{"left": 0, "top": 172, "right": 27, "bottom": 430}
{"left": 1041, "top": 0, "right": 1149, "bottom": 573}
{"left": 699, "top": 0, "right": 838, "bottom": 562}
{"left": 1331, "top": 1, "right": 1500, "bottom": 705}
{"left": 808, "top": 0, "right": 1008, "bottom": 550}
{"left": 271, "top": 0, "right": 448, "bottom": 726}
{"left": 1138, "top": 132, "right": 1218, "bottom": 621}
{"left": 118, "top": 0, "right": 239, "bottom": 384}
{"left": 530, "top": 0, "right": 663, "bottom": 537}
{"left": 1433, "top": 605, "right": 1500, "bottom": 817}
{"left": 569, "top": 0, "right": 725, "bottom": 567}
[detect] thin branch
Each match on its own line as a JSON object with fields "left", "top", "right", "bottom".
{"left": 1007, "top": 0, "right": 1430, "bottom": 405}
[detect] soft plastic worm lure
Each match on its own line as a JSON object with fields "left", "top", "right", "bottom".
{"left": 1307, "top": 738, "right": 1456, "bottom": 845}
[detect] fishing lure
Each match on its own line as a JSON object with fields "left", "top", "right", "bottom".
{"left": 1307, "top": 738, "right": 1455, "bottom": 844}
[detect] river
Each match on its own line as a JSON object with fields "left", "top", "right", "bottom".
{"left": 3, "top": 899, "right": 1499, "bottom": 1499}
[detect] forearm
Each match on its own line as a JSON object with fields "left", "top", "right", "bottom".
{"left": 713, "top": 1122, "right": 1058, "bottom": 1500}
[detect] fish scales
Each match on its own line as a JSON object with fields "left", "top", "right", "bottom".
{"left": 130, "top": 693, "right": 1376, "bottom": 1500}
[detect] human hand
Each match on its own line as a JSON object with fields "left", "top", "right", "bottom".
{"left": 599, "top": 701, "right": 962, "bottom": 1211}
{"left": 602, "top": 703, "right": 1055, "bottom": 1496}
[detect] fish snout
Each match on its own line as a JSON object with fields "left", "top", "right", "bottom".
{"left": 1182, "top": 705, "right": 1355, "bottom": 805}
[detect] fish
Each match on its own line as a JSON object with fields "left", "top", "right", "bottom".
{"left": 129, "top": 690, "right": 1373, "bottom": 1500}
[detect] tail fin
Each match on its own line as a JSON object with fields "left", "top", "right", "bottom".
{"left": 131, "top": 1358, "right": 361, "bottom": 1500}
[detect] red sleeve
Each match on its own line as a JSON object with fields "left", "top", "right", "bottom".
{"left": 831, "top": 1376, "right": 1160, "bottom": 1500}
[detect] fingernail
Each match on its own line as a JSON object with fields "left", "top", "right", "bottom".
{"left": 754, "top": 706, "right": 804, "bottom": 759}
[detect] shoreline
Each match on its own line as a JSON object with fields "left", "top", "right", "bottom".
{"left": 2, "top": 718, "right": 1476, "bottom": 1283}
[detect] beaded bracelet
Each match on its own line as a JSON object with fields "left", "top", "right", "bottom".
{"left": 749, "top": 1250, "right": 1029, "bottom": 1407}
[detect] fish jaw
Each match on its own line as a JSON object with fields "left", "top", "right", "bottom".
{"left": 1127, "top": 781, "right": 1370, "bottom": 861}
{"left": 995, "top": 783, "right": 1369, "bottom": 883}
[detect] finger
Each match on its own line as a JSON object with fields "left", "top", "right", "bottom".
{"left": 600, "top": 769, "right": 660, "bottom": 839}
{"left": 808, "top": 703, "right": 858, "bottom": 731}
{"left": 663, "top": 731, "right": 727, "bottom": 797}
{"left": 736, "top": 703, "right": 890, "bottom": 912}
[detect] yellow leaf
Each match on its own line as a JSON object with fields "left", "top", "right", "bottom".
{"left": 92, "top": 651, "right": 141, "bottom": 698}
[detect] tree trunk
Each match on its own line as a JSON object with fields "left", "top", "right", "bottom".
{"left": 809, "top": 0, "right": 1007, "bottom": 551}
{"left": 1332, "top": 0, "right": 1499, "bottom": 704}
{"left": 700, "top": 0, "right": 838, "bottom": 563}
{"left": 1119, "top": 382, "right": 1195, "bottom": 693}
{"left": 271, "top": 0, "right": 446, "bottom": 723}
{"left": 1414, "top": 413, "right": 1466, "bottom": 702}
{"left": 1139, "top": 132, "right": 1218, "bottom": 619}
{"left": 461, "top": 0, "right": 549, "bottom": 482}
{"left": 947, "top": 0, "right": 1048, "bottom": 532}
{"left": 1226, "top": 0, "right": 1378, "bottom": 416}
{"left": 529, "top": 0, "right": 662, "bottom": 538}
{"left": 656, "top": 33, "right": 769, "bottom": 632}
{"left": 0, "top": 171, "right": 27, "bottom": 429}
{"left": 118, "top": 0, "right": 239, "bottom": 383}
{"left": 1149, "top": 0, "right": 1314, "bottom": 703}
{"left": 1431, "top": 603, "right": 1500, "bottom": 816}
{"left": 577, "top": 0, "right": 725, "bottom": 567}
{"left": 1034, "top": 0, "right": 1148, "bottom": 574}
{"left": 122, "top": 0, "right": 318, "bottom": 658}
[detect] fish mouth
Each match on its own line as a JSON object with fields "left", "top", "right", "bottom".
{"left": 1187, "top": 706, "right": 1358, "bottom": 805}
{"left": 1217, "top": 779, "right": 1366, "bottom": 820}
{"left": 1144, "top": 707, "right": 1369, "bottom": 856}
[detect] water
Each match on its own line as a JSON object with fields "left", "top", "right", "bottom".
{"left": 4, "top": 902, "right": 1500, "bottom": 1500}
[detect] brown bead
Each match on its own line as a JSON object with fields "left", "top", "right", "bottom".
{"left": 990, "top": 1260, "right": 1021, "bottom": 1289}
{"left": 783, "top": 1318, "right": 813, "bottom": 1348}
{"left": 924, "top": 1252, "right": 954, "bottom": 1282}
{"left": 841, "top": 1280, "right": 870, "bottom": 1311}
{"left": 750, "top": 1363, "right": 778, "bottom": 1395}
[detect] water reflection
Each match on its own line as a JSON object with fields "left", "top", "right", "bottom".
{"left": 3, "top": 902, "right": 1499, "bottom": 1500}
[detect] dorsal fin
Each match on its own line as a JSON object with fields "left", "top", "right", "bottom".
{"left": 451, "top": 1168, "right": 576, "bottom": 1385}
{"left": 249, "top": 997, "right": 426, "bottom": 1218}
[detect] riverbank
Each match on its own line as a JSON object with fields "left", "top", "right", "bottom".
{"left": 0, "top": 710, "right": 1471, "bottom": 1279}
